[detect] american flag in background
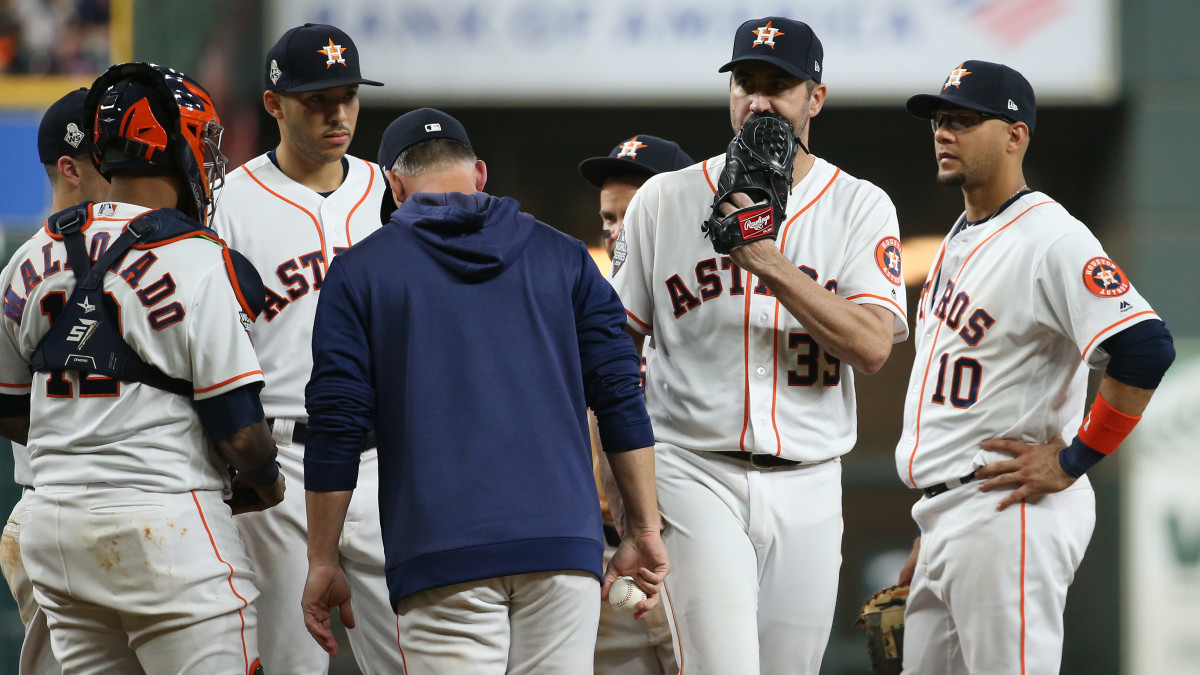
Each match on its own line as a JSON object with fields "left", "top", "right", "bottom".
{"left": 962, "top": 0, "right": 1069, "bottom": 46}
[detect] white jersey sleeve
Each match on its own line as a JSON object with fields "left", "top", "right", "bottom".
{"left": 185, "top": 260, "right": 265, "bottom": 399}
{"left": 1034, "top": 230, "right": 1159, "bottom": 366}
{"left": 833, "top": 184, "right": 909, "bottom": 341}
{"left": 609, "top": 182, "right": 658, "bottom": 334}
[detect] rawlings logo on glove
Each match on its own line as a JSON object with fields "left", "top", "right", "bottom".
{"left": 701, "top": 112, "right": 803, "bottom": 255}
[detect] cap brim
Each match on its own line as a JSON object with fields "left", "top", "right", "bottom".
{"left": 279, "top": 77, "right": 384, "bottom": 93}
{"left": 578, "top": 157, "right": 657, "bottom": 189}
{"left": 905, "top": 93, "right": 997, "bottom": 120}
{"left": 718, "top": 55, "right": 815, "bottom": 81}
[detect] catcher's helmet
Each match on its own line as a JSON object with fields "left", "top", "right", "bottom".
{"left": 83, "top": 62, "right": 226, "bottom": 227}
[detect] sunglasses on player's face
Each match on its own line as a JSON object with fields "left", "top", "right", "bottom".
{"left": 930, "top": 110, "right": 1008, "bottom": 133}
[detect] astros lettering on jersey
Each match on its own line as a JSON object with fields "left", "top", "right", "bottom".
{"left": 896, "top": 192, "right": 1160, "bottom": 488}
{"left": 610, "top": 154, "right": 909, "bottom": 461}
{"left": 212, "top": 155, "right": 385, "bottom": 420}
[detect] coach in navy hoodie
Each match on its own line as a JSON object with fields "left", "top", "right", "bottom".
{"left": 300, "top": 109, "right": 668, "bottom": 671}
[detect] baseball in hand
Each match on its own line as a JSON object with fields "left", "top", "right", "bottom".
{"left": 608, "top": 576, "right": 647, "bottom": 614}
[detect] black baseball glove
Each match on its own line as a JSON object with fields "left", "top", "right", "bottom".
{"left": 701, "top": 112, "right": 801, "bottom": 255}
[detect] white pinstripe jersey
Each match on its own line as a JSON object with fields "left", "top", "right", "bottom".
{"left": 212, "top": 153, "right": 386, "bottom": 421}
{"left": 0, "top": 202, "right": 265, "bottom": 492}
{"left": 610, "top": 155, "right": 908, "bottom": 462}
{"left": 896, "top": 191, "right": 1160, "bottom": 489}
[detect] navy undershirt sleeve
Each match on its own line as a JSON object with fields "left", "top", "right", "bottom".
{"left": 196, "top": 383, "right": 265, "bottom": 442}
{"left": 0, "top": 392, "right": 30, "bottom": 418}
{"left": 1098, "top": 319, "right": 1175, "bottom": 389}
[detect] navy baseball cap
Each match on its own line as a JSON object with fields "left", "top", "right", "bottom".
{"left": 265, "top": 23, "right": 383, "bottom": 92}
{"left": 719, "top": 17, "right": 823, "bottom": 83}
{"left": 578, "top": 135, "right": 695, "bottom": 188}
{"left": 37, "top": 88, "right": 90, "bottom": 163}
{"left": 377, "top": 108, "right": 472, "bottom": 169}
{"left": 907, "top": 60, "right": 1036, "bottom": 133}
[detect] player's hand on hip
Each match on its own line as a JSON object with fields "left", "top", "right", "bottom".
{"left": 226, "top": 472, "right": 285, "bottom": 515}
{"left": 302, "top": 562, "right": 355, "bottom": 656}
{"left": 602, "top": 529, "right": 670, "bottom": 620}
{"left": 976, "top": 436, "right": 1076, "bottom": 511}
{"left": 249, "top": 471, "right": 285, "bottom": 512}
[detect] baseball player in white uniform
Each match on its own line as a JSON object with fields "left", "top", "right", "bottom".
{"left": 211, "top": 23, "right": 403, "bottom": 673}
{"left": 2, "top": 86, "right": 108, "bottom": 675}
{"left": 580, "top": 134, "right": 692, "bottom": 675}
{"left": 0, "top": 62, "right": 282, "bottom": 675}
{"left": 896, "top": 61, "right": 1175, "bottom": 673}
{"left": 609, "top": 17, "right": 908, "bottom": 674}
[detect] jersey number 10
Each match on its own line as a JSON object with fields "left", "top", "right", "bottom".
{"left": 930, "top": 353, "right": 980, "bottom": 408}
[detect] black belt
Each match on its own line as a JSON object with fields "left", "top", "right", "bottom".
{"left": 267, "top": 419, "right": 376, "bottom": 449}
{"left": 712, "top": 451, "right": 803, "bottom": 468}
{"left": 921, "top": 470, "right": 977, "bottom": 498}
{"left": 603, "top": 523, "right": 622, "bottom": 548}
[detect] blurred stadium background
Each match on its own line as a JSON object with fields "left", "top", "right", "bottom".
{"left": 1, "top": 1, "right": 1197, "bottom": 673}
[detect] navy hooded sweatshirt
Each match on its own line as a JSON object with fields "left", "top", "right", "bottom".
{"left": 304, "top": 191, "right": 653, "bottom": 607}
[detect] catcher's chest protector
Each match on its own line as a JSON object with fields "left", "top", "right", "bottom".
{"left": 29, "top": 206, "right": 256, "bottom": 396}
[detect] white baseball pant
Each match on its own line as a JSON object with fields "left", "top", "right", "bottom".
{"left": 234, "top": 420, "right": 401, "bottom": 674}
{"left": 903, "top": 478, "right": 1095, "bottom": 674}
{"left": 654, "top": 444, "right": 843, "bottom": 674}
{"left": 2, "top": 489, "right": 61, "bottom": 674}
{"left": 395, "top": 570, "right": 599, "bottom": 674}
{"left": 20, "top": 486, "right": 259, "bottom": 675}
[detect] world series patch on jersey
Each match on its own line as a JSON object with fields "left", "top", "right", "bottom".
{"left": 896, "top": 192, "right": 1160, "bottom": 488}
{"left": 610, "top": 154, "right": 908, "bottom": 462}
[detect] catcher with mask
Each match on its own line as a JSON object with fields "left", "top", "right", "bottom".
{"left": 606, "top": 16, "right": 909, "bottom": 674}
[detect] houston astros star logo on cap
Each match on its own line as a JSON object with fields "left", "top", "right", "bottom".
{"left": 318, "top": 38, "right": 348, "bottom": 67}
{"left": 617, "top": 137, "right": 647, "bottom": 159}
{"left": 752, "top": 21, "right": 785, "bottom": 49}
{"left": 943, "top": 63, "right": 972, "bottom": 90}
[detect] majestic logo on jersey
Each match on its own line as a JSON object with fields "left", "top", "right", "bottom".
{"left": 752, "top": 21, "right": 784, "bottom": 49}
{"left": 1082, "top": 256, "right": 1130, "bottom": 297}
{"left": 65, "top": 318, "right": 98, "bottom": 349}
{"left": 875, "top": 236, "right": 903, "bottom": 286}
{"left": 737, "top": 206, "right": 774, "bottom": 241}
{"left": 239, "top": 310, "right": 252, "bottom": 334}
{"left": 269, "top": 59, "right": 282, "bottom": 85}
{"left": 943, "top": 64, "right": 972, "bottom": 90}
{"left": 77, "top": 296, "right": 95, "bottom": 313}
{"left": 611, "top": 226, "right": 628, "bottom": 276}
{"left": 64, "top": 123, "right": 84, "bottom": 149}
{"left": 318, "top": 39, "right": 348, "bottom": 67}
{"left": 617, "top": 137, "right": 647, "bottom": 159}
{"left": 97, "top": 203, "right": 116, "bottom": 216}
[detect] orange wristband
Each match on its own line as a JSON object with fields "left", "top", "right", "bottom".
{"left": 1077, "top": 393, "right": 1141, "bottom": 455}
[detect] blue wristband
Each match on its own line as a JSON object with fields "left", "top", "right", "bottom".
{"left": 1058, "top": 436, "right": 1106, "bottom": 478}
{"left": 240, "top": 453, "right": 280, "bottom": 488}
